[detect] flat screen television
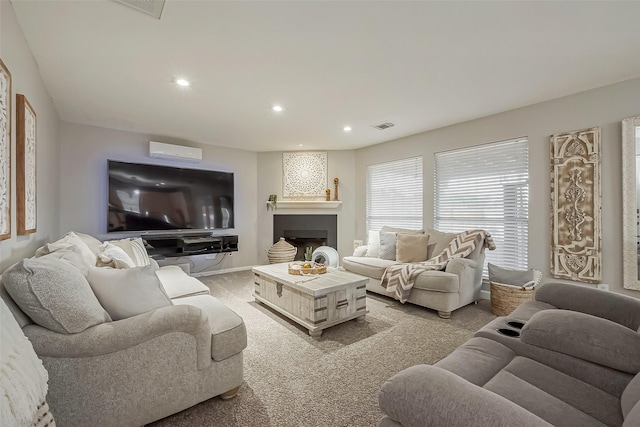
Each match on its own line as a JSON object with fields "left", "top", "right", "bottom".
{"left": 107, "top": 160, "right": 234, "bottom": 233}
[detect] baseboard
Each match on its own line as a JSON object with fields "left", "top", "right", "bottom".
{"left": 479, "top": 289, "right": 490, "bottom": 300}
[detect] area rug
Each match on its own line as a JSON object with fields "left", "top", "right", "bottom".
{"left": 149, "top": 269, "right": 495, "bottom": 427}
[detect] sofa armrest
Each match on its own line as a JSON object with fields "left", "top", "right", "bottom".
{"left": 23, "top": 304, "right": 212, "bottom": 370}
{"left": 535, "top": 282, "right": 640, "bottom": 331}
{"left": 379, "top": 365, "right": 551, "bottom": 427}
{"left": 521, "top": 309, "right": 640, "bottom": 374}
{"left": 445, "top": 257, "right": 478, "bottom": 274}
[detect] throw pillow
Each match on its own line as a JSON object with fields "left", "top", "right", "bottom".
{"left": 366, "top": 230, "right": 381, "bottom": 258}
{"left": 379, "top": 232, "right": 397, "bottom": 260}
{"left": 74, "top": 231, "right": 104, "bottom": 255}
{"left": 107, "top": 237, "right": 151, "bottom": 267}
{"left": 97, "top": 243, "right": 136, "bottom": 269}
{"left": 488, "top": 263, "right": 534, "bottom": 286}
{"left": 2, "top": 257, "right": 111, "bottom": 334}
{"left": 381, "top": 226, "right": 425, "bottom": 235}
{"left": 396, "top": 234, "right": 430, "bottom": 263}
{"left": 86, "top": 265, "right": 172, "bottom": 321}
{"left": 34, "top": 231, "right": 97, "bottom": 274}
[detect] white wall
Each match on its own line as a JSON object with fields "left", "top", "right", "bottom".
{"left": 0, "top": 1, "right": 60, "bottom": 272}
{"left": 354, "top": 78, "right": 640, "bottom": 297}
{"left": 58, "top": 122, "right": 258, "bottom": 270}
{"left": 256, "top": 150, "right": 357, "bottom": 264}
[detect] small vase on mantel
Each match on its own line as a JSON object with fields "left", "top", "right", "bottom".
{"left": 266, "top": 238, "right": 297, "bottom": 264}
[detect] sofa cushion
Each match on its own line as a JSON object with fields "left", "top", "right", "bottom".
{"left": 106, "top": 237, "right": 151, "bottom": 267}
{"left": 34, "top": 231, "right": 97, "bottom": 274}
{"left": 172, "top": 295, "right": 247, "bottom": 361}
{"left": 396, "top": 233, "right": 429, "bottom": 263}
{"left": 74, "top": 232, "right": 104, "bottom": 255}
{"left": 379, "top": 232, "right": 397, "bottom": 260}
{"left": 365, "top": 230, "right": 380, "bottom": 258}
{"left": 155, "top": 266, "right": 211, "bottom": 299}
{"left": 435, "top": 337, "right": 516, "bottom": 386}
{"left": 521, "top": 310, "right": 640, "bottom": 374}
{"left": 535, "top": 282, "right": 640, "bottom": 332}
{"left": 2, "top": 258, "right": 111, "bottom": 333}
{"left": 488, "top": 263, "right": 534, "bottom": 286}
{"left": 484, "top": 356, "right": 622, "bottom": 427}
{"left": 87, "top": 265, "right": 172, "bottom": 321}
{"left": 381, "top": 225, "right": 424, "bottom": 234}
{"left": 379, "top": 226, "right": 426, "bottom": 260}
{"left": 425, "top": 229, "right": 457, "bottom": 259}
{"left": 96, "top": 243, "right": 136, "bottom": 268}
{"left": 413, "top": 270, "right": 459, "bottom": 293}
{"left": 508, "top": 300, "right": 557, "bottom": 322}
{"left": 342, "top": 256, "right": 397, "bottom": 280}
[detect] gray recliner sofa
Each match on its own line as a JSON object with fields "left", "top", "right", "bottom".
{"left": 378, "top": 282, "right": 640, "bottom": 426}
{"left": 343, "top": 228, "right": 487, "bottom": 318}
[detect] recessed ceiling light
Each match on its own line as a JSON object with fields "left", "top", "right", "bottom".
{"left": 343, "top": 126, "right": 352, "bottom": 132}
{"left": 175, "top": 78, "right": 190, "bottom": 87}
{"left": 298, "top": 144, "right": 303, "bottom": 147}
{"left": 272, "top": 105, "right": 284, "bottom": 112}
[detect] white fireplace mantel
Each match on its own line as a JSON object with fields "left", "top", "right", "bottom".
{"left": 267, "top": 200, "right": 342, "bottom": 209}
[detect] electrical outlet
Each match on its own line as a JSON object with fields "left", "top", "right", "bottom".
{"left": 353, "top": 240, "right": 363, "bottom": 250}
{"left": 596, "top": 283, "right": 609, "bottom": 291}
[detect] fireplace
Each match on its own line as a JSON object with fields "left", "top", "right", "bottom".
{"left": 273, "top": 214, "right": 337, "bottom": 261}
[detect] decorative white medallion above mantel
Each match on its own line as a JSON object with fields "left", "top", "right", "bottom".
{"left": 266, "top": 200, "right": 342, "bottom": 209}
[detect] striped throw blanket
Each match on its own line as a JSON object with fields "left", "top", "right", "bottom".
{"left": 380, "top": 229, "right": 496, "bottom": 303}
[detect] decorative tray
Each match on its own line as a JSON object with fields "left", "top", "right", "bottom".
{"left": 288, "top": 261, "right": 327, "bottom": 275}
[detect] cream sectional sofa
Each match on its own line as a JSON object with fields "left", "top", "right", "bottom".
{"left": 343, "top": 228, "right": 486, "bottom": 318}
{"left": 0, "top": 232, "right": 247, "bottom": 427}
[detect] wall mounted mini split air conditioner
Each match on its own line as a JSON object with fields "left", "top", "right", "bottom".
{"left": 149, "top": 141, "right": 202, "bottom": 162}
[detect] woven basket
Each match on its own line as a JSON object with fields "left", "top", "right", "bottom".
{"left": 267, "top": 237, "right": 297, "bottom": 264}
{"left": 490, "top": 281, "right": 536, "bottom": 316}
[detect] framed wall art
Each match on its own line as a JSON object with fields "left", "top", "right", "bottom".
{"left": 0, "top": 59, "right": 11, "bottom": 241}
{"left": 550, "top": 126, "right": 601, "bottom": 283}
{"left": 282, "top": 152, "right": 327, "bottom": 198}
{"left": 16, "top": 94, "right": 37, "bottom": 235}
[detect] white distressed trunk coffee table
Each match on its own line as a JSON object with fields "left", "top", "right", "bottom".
{"left": 252, "top": 263, "right": 368, "bottom": 337}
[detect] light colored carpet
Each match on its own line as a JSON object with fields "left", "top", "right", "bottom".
{"left": 149, "top": 269, "right": 495, "bottom": 427}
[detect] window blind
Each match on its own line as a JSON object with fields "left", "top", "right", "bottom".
{"left": 366, "top": 156, "right": 423, "bottom": 234}
{"left": 434, "top": 138, "right": 529, "bottom": 270}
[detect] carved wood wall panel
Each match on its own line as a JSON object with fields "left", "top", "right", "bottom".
{"left": 550, "top": 127, "right": 601, "bottom": 283}
{"left": 0, "top": 59, "right": 11, "bottom": 241}
{"left": 16, "top": 94, "right": 37, "bottom": 235}
{"left": 282, "top": 152, "right": 327, "bottom": 198}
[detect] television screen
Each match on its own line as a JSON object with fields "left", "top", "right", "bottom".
{"left": 107, "top": 160, "right": 234, "bottom": 233}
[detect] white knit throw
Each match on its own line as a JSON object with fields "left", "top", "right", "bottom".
{"left": 1, "top": 298, "right": 49, "bottom": 427}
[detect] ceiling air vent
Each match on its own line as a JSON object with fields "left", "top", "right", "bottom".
{"left": 371, "top": 121, "right": 395, "bottom": 130}
{"left": 112, "top": 0, "right": 165, "bottom": 19}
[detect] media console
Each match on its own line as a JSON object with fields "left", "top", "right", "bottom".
{"left": 142, "top": 234, "right": 238, "bottom": 258}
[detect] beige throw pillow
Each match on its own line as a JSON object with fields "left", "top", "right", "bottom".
{"left": 97, "top": 243, "right": 136, "bottom": 268}
{"left": 87, "top": 265, "right": 172, "bottom": 321}
{"left": 106, "top": 237, "right": 151, "bottom": 267}
{"left": 396, "top": 233, "right": 430, "bottom": 263}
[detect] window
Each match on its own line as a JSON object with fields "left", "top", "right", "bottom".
{"left": 366, "top": 156, "right": 423, "bottom": 234}
{"left": 434, "top": 138, "right": 529, "bottom": 270}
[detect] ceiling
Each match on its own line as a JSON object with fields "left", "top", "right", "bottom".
{"left": 10, "top": 0, "right": 640, "bottom": 152}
